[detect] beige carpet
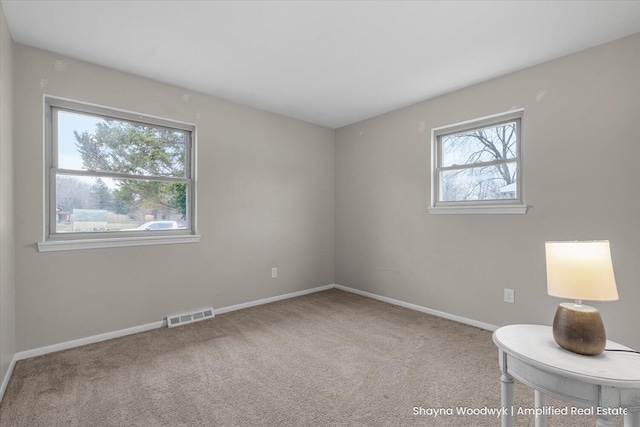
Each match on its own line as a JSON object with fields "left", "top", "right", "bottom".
{"left": 0, "top": 289, "right": 620, "bottom": 426}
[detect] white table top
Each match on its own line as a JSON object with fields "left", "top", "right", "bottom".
{"left": 493, "top": 324, "right": 640, "bottom": 388}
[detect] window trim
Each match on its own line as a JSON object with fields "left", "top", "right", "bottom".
{"left": 428, "top": 109, "right": 527, "bottom": 215}
{"left": 39, "top": 96, "right": 200, "bottom": 252}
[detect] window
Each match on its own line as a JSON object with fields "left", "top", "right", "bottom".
{"left": 429, "top": 110, "right": 526, "bottom": 214}
{"left": 38, "top": 97, "right": 199, "bottom": 252}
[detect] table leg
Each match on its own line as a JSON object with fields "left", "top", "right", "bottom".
{"left": 624, "top": 410, "right": 640, "bottom": 427}
{"left": 534, "top": 390, "right": 546, "bottom": 427}
{"left": 596, "top": 414, "right": 615, "bottom": 427}
{"left": 501, "top": 372, "right": 514, "bottom": 427}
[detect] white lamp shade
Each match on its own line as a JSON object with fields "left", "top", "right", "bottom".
{"left": 545, "top": 241, "right": 619, "bottom": 301}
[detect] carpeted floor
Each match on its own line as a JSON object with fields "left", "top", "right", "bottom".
{"left": 0, "top": 289, "right": 622, "bottom": 426}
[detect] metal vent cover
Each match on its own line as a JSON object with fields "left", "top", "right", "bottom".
{"left": 167, "top": 307, "right": 215, "bottom": 328}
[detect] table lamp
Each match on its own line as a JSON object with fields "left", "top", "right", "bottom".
{"left": 545, "top": 241, "right": 618, "bottom": 356}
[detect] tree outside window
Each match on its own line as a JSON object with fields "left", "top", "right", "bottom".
{"left": 46, "top": 98, "right": 195, "bottom": 236}
{"left": 431, "top": 110, "right": 525, "bottom": 214}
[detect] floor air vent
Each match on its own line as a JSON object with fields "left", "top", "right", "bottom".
{"left": 167, "top": 307, "right": 214, "bottom": 328}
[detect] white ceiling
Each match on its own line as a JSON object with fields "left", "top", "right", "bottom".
{"left": 3, "top": 1, "right": 640, "bottom": 129}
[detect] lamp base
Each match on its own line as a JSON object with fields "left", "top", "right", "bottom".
{"left": 552, "top": 302, "right": 606, "bottom": 356}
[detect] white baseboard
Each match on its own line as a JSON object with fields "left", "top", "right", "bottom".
{"left": 0, "top": 356, "right": 16, "bottom": 402}
{"left": 334, "top": 284, "right": 498, "bottom": 332}
{"left": 14, "top": 284, "right": 335, "bottom": 362}
{"left": 3, "top": 282, "right": 494, "bottom": 403}
{"left": 214, "top": 284, "right": 334, "bottom": 315}
{"left": 14, "top": 320, "right": 166, "bottom": 361}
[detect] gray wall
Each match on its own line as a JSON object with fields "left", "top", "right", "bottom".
{"left": 0, "top": 5, "right": 15, "bottom": 381}
{"left": 13, "top": 44, "right": 335, "bottom": 352}
{"left": 335, "top": 33, "right": 640, "bottom": 349}
{"left": 7, "top": 22, "right": 640, "bottom": 355}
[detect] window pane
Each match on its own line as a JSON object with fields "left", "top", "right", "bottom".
{"left": 441, "top": 121, "right": 517, "bottom": 167}
{"left": 57, "top": 110, "right": 187, "bottom": 178}
{"left": 440, "top": 162, "right": 517, "bottom": 202}
{"left": 55, "top": 174, "right": 188, "bottom": 233}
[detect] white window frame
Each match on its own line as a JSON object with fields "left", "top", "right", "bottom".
{"left": 38, "top": 97, "right": 200, "bottom": 252}
{"left": 428, "top": 109, "right": 527, "bottom": 215}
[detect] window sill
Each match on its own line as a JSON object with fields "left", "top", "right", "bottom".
{"left": 428, "top": 204, "right": 527, "bottom": 215}
{"left": 37, "top": 234, "right": 201, "bottom": 252}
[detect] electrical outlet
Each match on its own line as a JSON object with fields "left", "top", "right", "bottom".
{"left": 271, "top": 267, "right": 278, "bottom": 278}
{"left": 504, "top": 288, "right": 515, "bottom": 304}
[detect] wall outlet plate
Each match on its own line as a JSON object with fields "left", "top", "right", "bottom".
{"left": 504, "top": 288, "right": 515, "bottom": 304}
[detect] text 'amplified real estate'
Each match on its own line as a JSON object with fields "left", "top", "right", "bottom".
{"left": 412, "top": 405, "right": 628, "bottom": 418}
